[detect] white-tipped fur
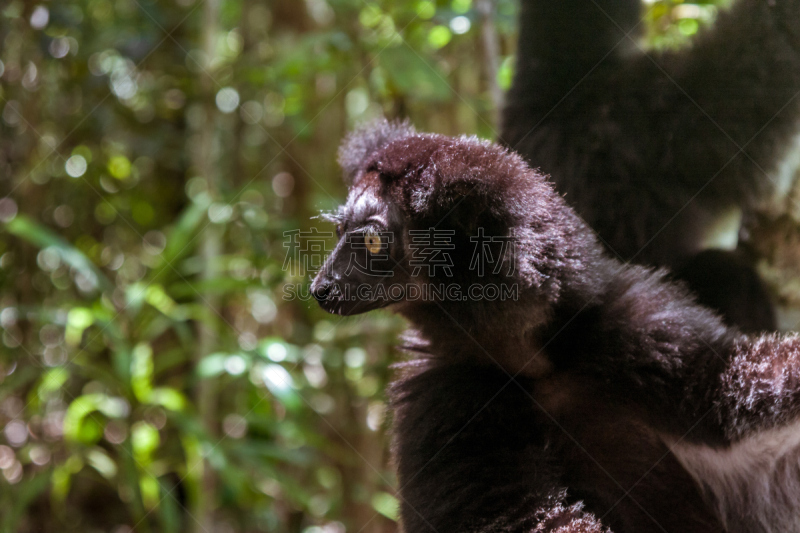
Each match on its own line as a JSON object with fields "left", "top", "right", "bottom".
{"left": 668, "top": 422, "right": 800, "bottom": 532}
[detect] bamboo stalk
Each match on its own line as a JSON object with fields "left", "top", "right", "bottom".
{"left": 477, "top": 0, "right": 502, "bottom": 121}
{"left": 192, "top": 1, "right": 221, "bottom": 531}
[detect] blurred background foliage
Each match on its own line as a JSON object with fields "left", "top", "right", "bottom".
{"left": 0, "top": 1, "right": 736, "bottom": 532}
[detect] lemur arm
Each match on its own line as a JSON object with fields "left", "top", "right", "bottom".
{"left": 603, "top": 329, "right": 800, "bottom": 444}
{"left": 507, "top": 0, "right": 800, "bottom": 199}
{"left": 664, "top": 0, "right": 800, "bottom": 199}
{"left": 715, "top": 334, "right": 800, "bottom": 440}
{"left": 556, "top": 270, "right": 800, "bottom": 444}
{"left": 503, "top": 0, "right": 641, "bottom": 132}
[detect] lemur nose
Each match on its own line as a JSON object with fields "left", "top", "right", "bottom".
{"left": 312, "top": 283, "right": 331, "bottom": 302}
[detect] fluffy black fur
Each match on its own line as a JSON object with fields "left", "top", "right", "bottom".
{"left": 501, "top": 0, "right": 800, "bottom": 331}
{"left": 312, "top": 122, "right": 800, "bottom": 533}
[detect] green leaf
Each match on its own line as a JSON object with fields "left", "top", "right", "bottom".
{"left": 380, "top": 46, "right": 451, "bottom": 102}
{"left": 140, "top": 474, "right": 160, "bottom": 509}
{"left": 66, "top": 307, "right": 94, "bottom": 346}
{"left": 371, "top": 492, "right": 399, "bottom": 521}
{"left": 86, "top": 448, "right": 118, "bottom": 479}
{"left": 167, "top": 278, "right": 254, "bottom": 299}
{"left": 3, "top": 215, "right": 113, "bottom": 291}
{"left": 149, "top": 202, "right": 208, "bottom": 283}
{"left": 427, "top": 25, "right": 452, "bottom": 48}
{"left": 132, "top": 422, "right": 160, "bottom": 464}
{"left": 108, "top": 155, "right": 132, "bottom": 179}
{"left": 51, "top": 456, "right": 83, "bottom": 503}
{"left": 131, "top": 342, "right": 154, "bottom": 402}
{"left": 1, "top": 468, "right": 52, "bottom": 531}
{"left": 36, "top": 367, "right": 69, "bottom": 401}
{"left": 150, "top": 388, "right": 187, "bottom": 411}
{"left": 144, "top": 285, "right": 183, "bottom": 319}
{"left": 497, "top": 55, "right": 515, "bottom": 91}
{"left": 0, "top": 366, "right": 39, "bottom": 403}
{"left": 196, "top": 353, "right": 227, "bottom": 377}
{"left": 157, "top": 475, "right": 182, "bottom": 533}
{"left": 261, "top": 364, "right": 302, "bottom": 411}
{"left": 63, "top": 394, "right": 128, "bottom": 443}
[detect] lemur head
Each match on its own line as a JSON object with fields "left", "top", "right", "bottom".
{"left": 311, "top": 119, "right": 601, "bottom": 319}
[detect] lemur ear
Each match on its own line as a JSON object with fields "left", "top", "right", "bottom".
{"left": 411, "top": 169, "right": 553, "bottom": 292}
{"left": 361, "top": 131, "right": 571, "bottom": 294}
{"left": 378, "top": 134, "right": 520, "bottom": 233}
{"left": 338, "top": 117, "right": 416, "bottom": 185}
{"left": 374, "top": 134, "right": 565, "bottom": 292}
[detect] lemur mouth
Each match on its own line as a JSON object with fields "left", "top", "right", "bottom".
{"left": 316, "top": 296, "right": 386, "bottom": 316}
{"left": 314, "top": 294, "right": 346, "bottom": 316}
{"left": 312, "top": 282, "right": 388, "bottom": 316}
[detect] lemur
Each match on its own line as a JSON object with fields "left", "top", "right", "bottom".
{"left": 502, "top": 0, "right": 800, "bottom": 331}
{"left": 312, "top": 121, "right": 800, "bottom": 532}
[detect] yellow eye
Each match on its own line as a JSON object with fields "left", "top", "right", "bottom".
{"left": 365, "top": 232, "right": 382, "bottom": 254}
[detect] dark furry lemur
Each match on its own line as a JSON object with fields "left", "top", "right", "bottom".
{"left": 502, "top": 0, "right": 800, "bottom": 331}
{"left": 312, "top": 121, "right": 800, "bottom": 533}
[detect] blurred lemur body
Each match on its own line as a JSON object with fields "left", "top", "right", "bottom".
{"left": 502, "top": 0, "right": 800, "bottom": 331}
{"left": 312, "top": 121, "right": 800, "bottom": 533}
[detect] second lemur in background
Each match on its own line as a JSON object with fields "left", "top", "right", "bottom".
{"left": 502, "top": 0, "right": 800, "bottom": 331}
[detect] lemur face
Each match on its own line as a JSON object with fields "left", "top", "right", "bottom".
{"left": 311, "top": 175, "right": 410, "bottom": 316}
{"left": 312, "top": 123, "right": 565, "bottom": 316}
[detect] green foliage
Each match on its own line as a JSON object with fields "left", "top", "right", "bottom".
{"left": 644, "top": 0, "right": 729, "bottom": 49}
{"left": 0, "top": 1, "right": 724, "bottom": 532}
